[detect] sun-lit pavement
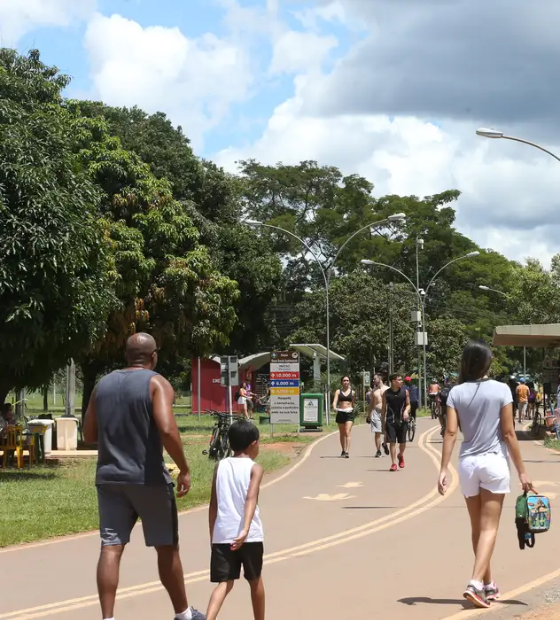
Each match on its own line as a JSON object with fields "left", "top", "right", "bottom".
{"left": 1, "top": 419, "right": 559, "bottom": 620}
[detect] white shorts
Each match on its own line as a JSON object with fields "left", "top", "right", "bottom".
{"left": 458, "top": 452, "right": 510, "bottom": 498}
{"left": 370, "top": 410, "right": 382, "bottom": 433}
{"left": 237, "top": 397, "right": 246, "bottom": 405}
{"left": 518, "top": 402, "right": 528, "bottom": 415}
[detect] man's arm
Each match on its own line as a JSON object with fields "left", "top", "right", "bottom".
{"left": 209, "top": 464, "right": 219, "bottom": 544}
{"left": 152, "top": 375, "right": 191, "bottom": 496}
{"left": 404, "top": 389, "right": 411, "bottom": 418}
{"left": 232, "top": 463, "right": 265, "bottom": 550}
{"left": 381, "top": 391, "right": 387, "bottom": 429}
{"left": 83, "top": 387, "right": 98, "bottom": 444}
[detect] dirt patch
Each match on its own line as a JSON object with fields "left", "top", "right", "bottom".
{"left": 260, "top": 442, "right": 302, "bottom": 458}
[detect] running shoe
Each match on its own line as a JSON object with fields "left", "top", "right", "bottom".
{"left": 344, "top": 452, "right": 350, "bottom": 459}
{"left": 382, "top": 442, "right": 389, "bottom": 455}
{"left": 375, "top": 450, "right": 382, "bottom": 458}
{"left": 398, "top": 453, "right": 405, "bottom": 468}
{"left": 390, "top": 464, "right": 398, "bottom": 472}
{"left": 484, "top": 582, "right": 500, "bottom": 601}
{"left": 463, "top": 584, "right": 490, "bottom": 609}
{"left": 341, "top": 450, "right": 346, "bottom": 458}
{"left": 176, "top": 608, "right": 206, "bottom": 620}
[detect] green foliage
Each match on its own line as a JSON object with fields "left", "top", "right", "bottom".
{"left": 67, "top": 106, "right": 240, "bottom": 386}
{"left": 0, "top": 49, "right": 115, "bottom": 401}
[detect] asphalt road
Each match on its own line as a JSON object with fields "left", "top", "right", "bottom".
{"left": 1, "top": 419, "right": 559, "bottom": 620}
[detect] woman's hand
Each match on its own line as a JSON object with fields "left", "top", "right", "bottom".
{"left": 438, "top": 469, "right": 448, "bottom": 496}
{"left": 519, "top": 472, "right": 536, "bottom": 494}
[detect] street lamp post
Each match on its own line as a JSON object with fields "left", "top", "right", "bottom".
{"left": 476, "top": 128, "right": 560, "bottom": 163}
{"left": 245, "top": 213, "right": 406, "bottom": 413}
{"left": 363, "top": 251, "right": 480, "bottom": 408}
{"left": 416, "top": 237, "right": 424, "bottom": 404}
{"left": 478, "top": 284, "right": 527, "bottom": 380}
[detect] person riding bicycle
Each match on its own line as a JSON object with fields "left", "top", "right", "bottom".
{"left": 429, "top": 379, "right": 441, "bottom": 417}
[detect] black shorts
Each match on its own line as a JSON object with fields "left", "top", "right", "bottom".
{"left": 336, "top": 409, "right": 355, "bottom": 424}
{"left": 210, "top": 542, "right": 264, "bottom": 583}
{"left": 385, "top": 420, "right": 408, "bottom": 445}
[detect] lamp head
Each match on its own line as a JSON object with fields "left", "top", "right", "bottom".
{"left": 476, "top": 128, "right": 504, "bottom": 139}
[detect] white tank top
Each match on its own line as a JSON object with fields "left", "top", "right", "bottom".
{"left": 212, "top": 457, "right": 264, "bottom": 544}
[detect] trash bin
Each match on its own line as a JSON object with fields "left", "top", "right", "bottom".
{"left": 300, "top": 393, "right": 323, "bottom": 429}
{"left": 28, "top": 419, "right": 55, "bottom": 455}
{"left": 56, "top": 417, "right": 79, "bottom": 451}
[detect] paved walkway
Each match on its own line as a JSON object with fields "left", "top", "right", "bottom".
{"left": 1, "top": 419, "right": 560, "bottom": 620}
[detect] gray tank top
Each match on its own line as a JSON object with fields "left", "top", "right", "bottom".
{"left": 95, "top": 369, "right": 171, "bottom": 486}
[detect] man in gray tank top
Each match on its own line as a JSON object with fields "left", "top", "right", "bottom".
{"left": 84, "top": 333, "right": 205, "bottom": 620}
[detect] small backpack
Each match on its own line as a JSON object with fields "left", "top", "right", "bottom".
{"left": 234, "top": 390, "right": 240, "bottom": 401}
{"left": 515, "top": 492, "right": 551, "bottom": 549}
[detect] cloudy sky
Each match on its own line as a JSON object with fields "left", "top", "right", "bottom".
{"left": 3, "top": 0, "right": 560, "bottom": 265}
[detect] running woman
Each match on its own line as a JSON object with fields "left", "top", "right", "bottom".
{"left": 438, "top": 340, "right": 533, "bottom": 609}
{"left": 237, "top": 383, "right": 249, "bottom": 420}
{"left": 332, "top": 376, "right": 356, "bottom": 458}
{"left": 366, "top": 374, "right": 388, "bottom": 458}
{"left": 381, "top": 374, "right": 410, "bottom": 471}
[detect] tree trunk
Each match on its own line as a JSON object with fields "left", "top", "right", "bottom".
{"left": 0, "top": 380, "right": 12, "bottom": 411}
{"left": 43, "top": 385, "right": 49, "bottom": 412}
{"left": 81, "top": 366, "right": 98, "bottom": 425}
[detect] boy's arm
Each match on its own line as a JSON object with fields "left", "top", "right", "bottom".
{"left": 231, "top": 463, "right": 265, "bottom": 550}
{"left": 209, "top": 464, "right": 219, "bottom": 544}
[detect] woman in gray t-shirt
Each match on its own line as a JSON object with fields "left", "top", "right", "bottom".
{"left": 438, "top": 340, "right": 533, "bottom": 610}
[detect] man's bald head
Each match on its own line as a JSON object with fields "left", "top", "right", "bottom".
{"left": 125, "top": 332, "right": 158, "bottom": 369}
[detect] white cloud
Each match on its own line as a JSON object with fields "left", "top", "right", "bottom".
{"left": 269, "top": 30, "right": 338, "bottom": 75}
{"left": 0, "top": 0, "right": 96, "bottom": 46}
{"left": 215, "top": 76, "right": 560, "bottom": 265}
{"left": 83, "top": 12, "right": 254, "bottom": 148}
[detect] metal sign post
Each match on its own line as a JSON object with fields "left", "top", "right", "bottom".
{"left": 221, "top": 356, "right": 238, "bottom": 423}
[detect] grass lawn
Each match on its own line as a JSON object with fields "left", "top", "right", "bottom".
{"left": 544, "top": 436, "right": 560, "bottom": 452}
{"left": 0, "top": 433, "right": 316, "bottom": 548}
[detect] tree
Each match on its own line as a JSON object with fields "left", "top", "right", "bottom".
{"left": 0, "top": 49, "right": 115, "bottom": 405}
{"left": 66, "top": 107, "right": 240, "bottom": 412}
{"left": 289, "top": 271, "right": 417, "bottom": 383}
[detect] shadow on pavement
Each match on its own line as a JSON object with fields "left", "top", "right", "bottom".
{"left": 398, "top": 596, "right": 527, "bottom": 609}
{"left": 398, "top": 596, "right": 469, "bottom": 608}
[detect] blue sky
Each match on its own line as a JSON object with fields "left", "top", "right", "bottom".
{"left": 12, "top": 0, "right": 353, "bottom": 157}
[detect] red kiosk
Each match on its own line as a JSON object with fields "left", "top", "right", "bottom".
{"left": 191, "top": 352, "right": 271, "bottom": 414}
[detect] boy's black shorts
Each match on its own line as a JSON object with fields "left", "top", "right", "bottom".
{"left": 210, "top": 542, "right": 264, "bottom": 583}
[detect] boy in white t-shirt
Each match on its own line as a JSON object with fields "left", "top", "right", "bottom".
{"left": 206, "top": 420, "right": 265, "bottom": 620}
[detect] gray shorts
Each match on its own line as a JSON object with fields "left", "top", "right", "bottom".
{"left": 97, "top": 483, "right": 178, "bottom": 547}
{"left": 370, "top": 410, "right": 382, "bottom": 434}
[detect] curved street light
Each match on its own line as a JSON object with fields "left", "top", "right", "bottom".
{"left": 476, "top": 128, "right": 560, "bottom": 163}
{"left": 362, "top": 251, "right": 480, "bottom": 407}
{"left": 245, "top": 214, "right": 406, "bottom": 411}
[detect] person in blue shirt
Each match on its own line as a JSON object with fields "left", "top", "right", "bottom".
{"left": 404, "top": 376, "right": 419, "bottom": 420}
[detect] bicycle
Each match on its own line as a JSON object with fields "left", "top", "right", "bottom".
{"left": 407, "top": 414, "right": 416, "bottom": 442}
{"left": 530, "top": 408, "right": 543, "bottom": 438}
{"left": 429, "top": 395, "right": 440, "bottom": 419}
{"left": 202, "top": 410, "right": 234, "bottom": 461}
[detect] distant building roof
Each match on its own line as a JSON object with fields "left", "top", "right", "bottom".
{"left": 493, "top": 324, "right": 560, "bottom": 348}
{"left": 290, "top": 343, "right": 345, "bottom": 361}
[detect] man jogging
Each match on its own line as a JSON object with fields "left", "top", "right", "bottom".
{"left": 382, "top": 373, "right": 410, "bottom": 472}
{"left": 367, "top": 374, "right": 388, "bottom": 458}
{"left": 84, "top": 332, "right": 205, "bottom": 620}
